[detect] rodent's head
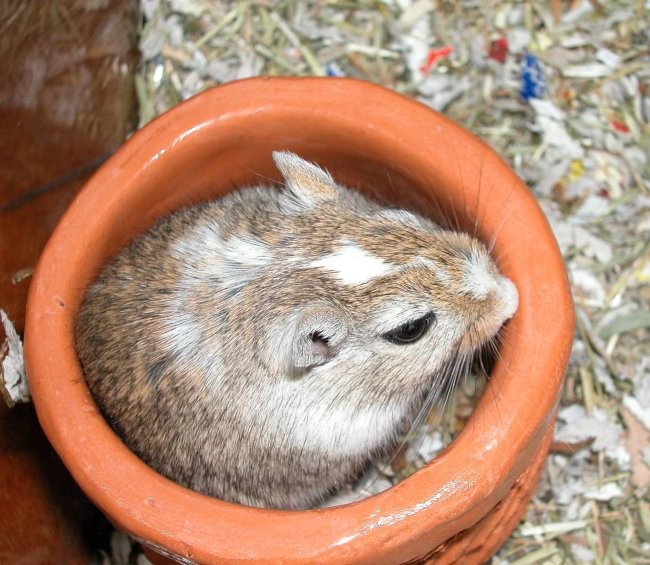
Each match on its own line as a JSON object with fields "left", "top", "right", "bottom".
{"left": 214, "top": 152, "right": 519, "bottom": 407}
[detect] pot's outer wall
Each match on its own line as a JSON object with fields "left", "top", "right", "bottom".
{"left": 24, "top": 78, "right": 574, "bottom": 564}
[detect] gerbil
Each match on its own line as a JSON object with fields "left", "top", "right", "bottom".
{"left": 75, "top": 152, "right": 518, "bottom": 509}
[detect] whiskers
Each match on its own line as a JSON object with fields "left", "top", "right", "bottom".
{"left": 345, "top": 342, "right": 500, "bottom": 503}
{"left": 388, "top": 347, "right": 473, "bottom": 476}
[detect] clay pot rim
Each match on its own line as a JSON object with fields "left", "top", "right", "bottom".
{"left": 25, "top": 77, "right": 573, "bottom": 563}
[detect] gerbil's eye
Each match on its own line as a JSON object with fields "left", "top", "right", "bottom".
{"left": 382, "top": 312, "right": 435, "bottom": 345}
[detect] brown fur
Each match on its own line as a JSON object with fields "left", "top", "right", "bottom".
{"left": 75, "top": 152, "right": 518, "bottom": 509}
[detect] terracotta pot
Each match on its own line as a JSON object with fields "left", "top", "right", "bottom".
{"left": 24, "top": 77, "right": 574, "bottom": 564}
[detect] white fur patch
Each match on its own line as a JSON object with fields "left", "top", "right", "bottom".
{"left": 498, "top": 276, "right": 519, "bottom": 320}
{"left": 295, "top": 403, "right": 398, "bottom": 455}
{"left": 171, "top": 227, "right": 270, "bottom": 272}
{"left": 170, "top": 224, "right": 222, "bottom": 262}
{"left": 310, "top": 240, "right": 395, "bottom": 285}
{"left": 163, "top": 230, "right": 271, "bottom": 363}
{"left": 175, "top": 230, "right": 271, "bottom": 289}
{"left": 210, "top": 235, "right": 271, "bottom": 289}
{"left": 221, "top": 235, "right": 271, "bottom": 267}
{"left": 271, "top": 374, "right": 404, "bottom": 455}
{"left": 462, "top": 252, "right": 498, "bottom": 299}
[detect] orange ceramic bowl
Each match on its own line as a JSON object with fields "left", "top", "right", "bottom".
{"left": 25, "top": 78, "right": 573, "bottom": 564}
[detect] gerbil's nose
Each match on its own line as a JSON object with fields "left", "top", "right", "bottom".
{"left": 498, "top": 276, "right": 519, "bottom": 321}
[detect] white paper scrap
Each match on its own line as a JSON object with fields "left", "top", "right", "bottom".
{"left": 0, "top": 309, "right": 30, "bottom": 407}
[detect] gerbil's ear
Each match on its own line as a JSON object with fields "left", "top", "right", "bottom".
{"left": 290, "top": 305, "right": 349, "bottom": 369}
{"left": 272, "top": 151, "right": 339, "bottom": 211}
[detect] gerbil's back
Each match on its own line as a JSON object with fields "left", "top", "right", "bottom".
{"left": 74, "top": 151, "right": 519, "bottom": 510}
{"left": 75, "top": 184, "right": 304, "bottom": 505}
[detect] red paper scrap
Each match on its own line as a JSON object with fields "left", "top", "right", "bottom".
{"left": 488, "top": 37, "right": 508, "bottom": 63}
{"left": 420, "top": 45, "right": 453, "bottom": 74}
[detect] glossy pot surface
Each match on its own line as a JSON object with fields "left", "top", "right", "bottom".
{"left": 25, "top": 77, "right": 574, "bottom": 564}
